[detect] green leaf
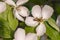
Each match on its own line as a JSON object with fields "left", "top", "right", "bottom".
{"left": 7, "top": 6, "right": 18, "bottom": 30}
{"left": 47, "top": 18, "right": 59, "bottom": 32}
{"left": 19, "top": 22, "right": 26, "bottom": 28}
{"left": 25, "top": 26, "right": 35, "bottom": 33}
{"left": 38, "top": 36, "right": 40, "bottom": 40}
{"left": 0, "top": 17, "right": 11, "bottom": 38}
{"left": 0, "top": 5, "right": 18, "bottom": 38}
{"left": 44, "top": 22, "right": 60, "bottom": 40}
{"left": 3, "top": 38, "right": 13, "bottom": 40}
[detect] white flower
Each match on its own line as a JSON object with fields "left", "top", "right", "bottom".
{"left": 14, "top": 28, "right": 38, "bottom": 40}
{"left": 3, "top": 0, "right": 29, "bottom": 22}
{"left": 14, "top": 28, "right": 25, "bottom": 40}
{"left": 25, "top": 5, "right": 54, "bottom": 36}
{"left": 56, "top": 15, "right": 60, "bottom": 27}
{"left": 0, "top": 2, "right": 6, "bottom": 13}
{"left": 25, "top": 33, "right": 37, "bottom": 40}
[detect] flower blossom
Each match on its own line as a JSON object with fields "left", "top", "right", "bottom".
{"left": 3, "top": 0, "right": 29, "bottom": 21}
{"left": 14, "top": 28, "right": 38, "bottom": 40}
{"left": 25, "top": 5, "right": 54, "bottom": 36}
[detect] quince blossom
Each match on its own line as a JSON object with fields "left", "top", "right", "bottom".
{"left": 14, "top": 28, "right": 38, "bottom": 40}
{"left": 25, "top": 5, "right": 54, "bottom": 36}
{"left": 3, "top": 0, "right": 29, "bottom": 21}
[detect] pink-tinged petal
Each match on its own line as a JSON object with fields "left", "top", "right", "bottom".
{"left": 0, "top": 2, "right": 6, "bottom": 13}
{"left": 17, "top": 6, "right": 29, "bottom": 17}
{"left": 13, "top": 9, "right": 24, "bottom": 21}
{"left": 31, "top": 5, "right": 42, "bottom": 18}
{"left": 25, "top": 17, "right": 39, "bottom": 27}
{"left": 14, "top": 28, "right": 25, "bottom": 40}
{"left": 42, "top": 5, "right": 54, "bottom": 19}
{"left": 4, "top": 0, "right": 16, "bottom": 7}
{"left": 36, "top": 23, "right": 46, "bottom": 36}
{"left": 26, "top": 33, "right": 38, "bottom": 40}
{"left": 16, "top": 0, "right": 29, "bottom": 6}
{"left": 56, "top": 15, "right": 60, "bottom": 27}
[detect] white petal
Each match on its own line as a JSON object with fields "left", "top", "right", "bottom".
{"left": 32, "top": 5, "right": 42, "bottom": 18}
{"left": 14, "top": 28, "right": 25, "bottom": 40}
{"left": 17, "top": 6, "right": 29, "bottom": 17}
{"left": 4, "top": 0, "right": 16, "bottom": 7}
{"left": 16, "top": 0, "right": 29, "bottom": 6}
{"left": 42, "top": 5, "right": 54, "bottom": 19}
{"left": 56, "top": 15, "right": 60, "bottom": 27}
{"left": 25, "top": 17, "right": 39, "bottom": 27}
{"left": 36, "top": 23, "right": 46, "bottom": 36}
{"left": 0, "top": 2, "right": 6, "bottom": 13}
{"left": 26, "top": 33, "right": 38, "bottom": 40}
{"left": 13, "top": 9, "right": 24, "bottom": 21}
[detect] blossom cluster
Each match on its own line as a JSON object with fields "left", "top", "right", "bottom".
{"left": 0, "top": 0, "right": 60, "bottom": 40}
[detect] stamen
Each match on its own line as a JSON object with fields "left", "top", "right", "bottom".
{"left": 16, "top": 7, "right": 20, "bottom": 11}
{"left": 34, "top": 17, "right": 43, "bottom": 23}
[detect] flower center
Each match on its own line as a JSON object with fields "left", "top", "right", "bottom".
{"left": 34, "top": 17, "right": 44, "bottom": 23}
{"left": 16, "top": 5, "right": 21, "bottom": 11}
